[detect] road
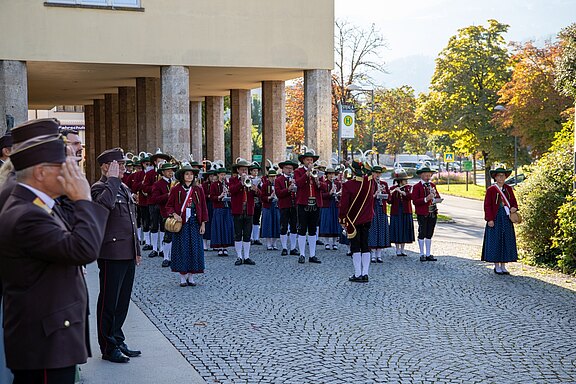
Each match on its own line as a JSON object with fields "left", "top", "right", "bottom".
{"left": 435, "top": 194, "right": 485, "bottom": 246}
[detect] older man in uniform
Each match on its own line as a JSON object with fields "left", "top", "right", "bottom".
{"left": 0, "top": 128, "right": 109, "bottom": 384}
{"left": 91, "top": 148, "right": 142, "bottom": 363}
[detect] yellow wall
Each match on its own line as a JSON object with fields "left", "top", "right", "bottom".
{"left": 0, "top": 0, "right": 334, "bottom": 70}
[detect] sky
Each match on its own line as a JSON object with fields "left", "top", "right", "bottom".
{"left": 334, "top": 0, "right": 576, "bottom": 93}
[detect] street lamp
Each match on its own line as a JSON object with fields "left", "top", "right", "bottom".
{"left": 347, "top": 84, "right": 375, "bottom": 151}
{"left": 494, "top": 105, "right": 518, "bottom": 183}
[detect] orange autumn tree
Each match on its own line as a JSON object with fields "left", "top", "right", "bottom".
{"left": 285, "top": 78, "right": 305, "bottom": 147}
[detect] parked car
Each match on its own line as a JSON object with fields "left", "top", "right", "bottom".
{"left": 505, "top": 173, "right": 525, "bottom": 187}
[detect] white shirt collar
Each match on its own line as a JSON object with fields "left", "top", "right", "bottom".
{"left": 19, "top": 183, "right": 56, "bottom": 209}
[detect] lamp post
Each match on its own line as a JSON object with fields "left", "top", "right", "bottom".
{"left": 347, "top": 84, "right": 375, "bottom": 151}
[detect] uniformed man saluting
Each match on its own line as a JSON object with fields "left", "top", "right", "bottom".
{"left": 0, "top": 122, "right": 109, "bottom": 384}
{"left": 91, "top": 148, "right": 142, "bottom": 364}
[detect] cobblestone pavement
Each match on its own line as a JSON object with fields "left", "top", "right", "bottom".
{"left": 132, "top": 238, "right": 576, "bottom": 384}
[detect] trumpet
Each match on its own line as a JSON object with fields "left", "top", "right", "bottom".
{"left": 242, "top": 175, "right": 252, "bottom": 188}
{"left": 310, "top": 168, "right": 319, "bottom": 178}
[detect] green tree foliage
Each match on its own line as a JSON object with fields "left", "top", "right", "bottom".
{"left": 420, "top": 20, "right": 511, "bottom": 186}
{"left": 554, "top": 23, "right": 576, "bottom": 98}
{"left": 494, "top": 41, "right": 573, "bottom": 157}
{"left": 251, "top": 94, "right": 262, "bottom": 156}
{"left": 515, "top": 120, "right": 574, "bottom": 269}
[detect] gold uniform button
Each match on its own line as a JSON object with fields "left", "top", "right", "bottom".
{"left": 64, "top": 320, "right": 70, "bottom": 327}
{"left": 112, "top": 238, "right": 117, "bottom": 242}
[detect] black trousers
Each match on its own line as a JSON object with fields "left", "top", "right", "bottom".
{"left": 279, "top": 207, "right": 298, "bottom": 235}
{"left": 12, "top": 366, "right": 76, "bottom": 384}
{"left": 96, "top": 259, "right": 135, "bottom": 355}
{"left": 417, "top": 214, "right": 437, "bottom": 239}
{"left": 252, "top": 202, "right": 262, "bottom": 225}
{"left": 233, "top": 214, "right": 252, "bottom": 242}
{"left": 297, "top": 204, "right": 319, "bottom": 236}
{"left": 138, "top": 205, "right": 150, "bottom": 232}
{"left": 350, "top": 222, "right": 371, "bottom": 253}
{"left": 149, "top": 205, "right": 164, "bottom": 233}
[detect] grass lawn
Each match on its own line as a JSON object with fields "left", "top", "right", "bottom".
{"left": 435, "top": 183, "right": 485, "bottom": 200}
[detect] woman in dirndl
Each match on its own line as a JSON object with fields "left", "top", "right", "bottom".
{"left": 201, "top": 170, "right": 217, "bottom": 250}
{"left": 389, "top": 169, "right": 415, "bottom": 256}
{"left": 368, "top": 166, "right": 391, "bottom": 262}
{"left": 209, "top": 168, "right": 234, "bottom": 256}
{"left": 481, "top": 167, "right": 518, "bottom": 275}
{"left": 260, "top": 170, "right": 281, "bottom": 250}
{"left": 166, "top": 165, "right": 208, "bottom": 287}
{"left": 320, "top": 168, "right": 341, "bottom": 250}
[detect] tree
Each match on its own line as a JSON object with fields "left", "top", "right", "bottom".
{"left": 494, "top": 41, "right": 573, "bottom": 157}
{"left": 333, "top": 19, "right": 386, "bottom": 159}
{"left": 555, "top": 23, "right": 576, "bottom": 98}
{"left": 285, "top": 78, "right": 305, "bottom": 148}
{"left": 420, "top": 20, "right": 511, "bottom": 188}
{"left": 251, "top": 94, "right": 262, "bottom": 155}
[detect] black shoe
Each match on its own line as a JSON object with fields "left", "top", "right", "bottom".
{"left": 376, "top": 258, "right": 383, "bottom": 263}
{"left": 187, "top": 280, "right": 197, "bottom": 287}
{"left": 325, "top": 244, "right": 331, "bottom": 250}
{"left": 420, "top": 255, "right": 427, "bottom": 262}
{"left": 298, "top": 255, "right": 305, "bottom": 264}
{"left": 159, "top": 251, "right": 164, "bottom": 259}
{"left": 361, "top": 275, "right": 369, "bottom": 282}
{"left": 494, "top": 268, "right": 504, "bottom": 275}
{"left": 348, "top": 275, "right": 363, "bottom": 283}
{"left": 273, "top": 246, "right": 279, "bottom": 250}
{"left": 252, "top": 240, "right": 263, "bottom": 246}
{"left": 309, "top": 256, "right": 321, "bottom": 264}
{"left": 346, "top": 251, "right": 353, "bottom": 257}
{"left": 142, "top": 244, "right": 152, "bottom": 251}
{"left": 501, "top": 270, "right": 510, "bottom": 275}
{"left": 234, "top": 258, "right": 243, "bottom": 266}
{"left": 244, "top": 258, "right": 256, "bottom": 265}
{"left": 119, "top": 344, "right": 141, "bottom": 358}
{"left": 426, "top": 255, "right": 437, "bottom": 261}
{"left": 161, "top": 259, "right": 170, "bottom": 268}
{"left": 148, "top": 250, "right": 158, "bottom": 258}
{"left": 398, "top": 253, "right": 407, "bottom": 257}
{"left": 103, "top": 348, "right": 130, "bottom": 363}
{"left": 267, "top": 246, "right": 274, "bottom": 251}
{"left": 332, "top": 245, "right": 339, "bottom": 250}
{"left": 290, "top": 249, "right": 300, "bottom": 256}
{"left": 281, "top": 248, "right": 288, "bottom": 256}
{"left": 180, "top": 282, "right": 188, "bottom": 287}
{"left": 371, "top": 259, "right": 376, "bottom": 263}
{"left": 316, "top": 240, "right": 324, "bottom": 246}
{"left": 222, "top": 249, "right": 229, "bottom": 256}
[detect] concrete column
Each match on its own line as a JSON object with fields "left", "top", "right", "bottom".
{"left": 0, "top": 60, "right": 27, "bottom": 133}
{"left": 190, "top": 100, "right": 203, "bottom": 162}
{"left": 136, "top": 77, "right": 161, "bottom": 153}
{"left": 205, "top": 96, "right": 225, "bottom": 163}
{"left": 262, "top": 81, "right": 286, "bottom": 166}
{"left": 118, "top": 86, "right": 137, "bottom": 154}
{"left": 105, "top": 93, "right": 119, "bottom": 148}
{"left": 84, "top": 104, "right": 96, "bottom": 183}
{"left": 93, "top": 99, "right": 106, "bottom": 155}
{"left": 304, "top": 69, "right": 332, "bottom": 163}
{"left": 230, "top": 89, "right": 252, "bottom": 162}
{"left": 161, "top": 66, "right": 190, "bottom": 162}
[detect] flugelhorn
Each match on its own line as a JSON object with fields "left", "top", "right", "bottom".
{"left": 243, "top": 175, "right": 252, "bottom": 188}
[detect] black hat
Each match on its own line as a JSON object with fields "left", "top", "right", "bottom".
{"left": 11, "top": 118, "right": 60, "bottom": 146}
{"left": 267, "top": 169, "right": 278, "bottom": 176}
{"left": 278, "top": 160, "right": 298, "bottom": 169}
{"left": 0, "top": 133, "right": 13, "bottom": 149}
{"left": 298, "top": 152, "right": 319, "bottom": 163}
{"left": 392, "top": 170, "right": 410, "bottom": 180}
{"left": 150, "top": 152, "right": 172, "bottom": 164}
{"left": 232, "top": 159, "right": 252, "bottom": 171}
{"left": 489, "top": 167, "right": 512, "bottom": 179}
{"left": 351, "top": 160, "right": 364, "bottom": 176}
{"left": 416, "top": 166, "right": 436, "bottom": 175}
{"left": 97, "top": 148, "right": 130, "bottom": 165}
{"left": 175, "top": 164, "right": 200, "bottom": 182}
{"left": 157, "top": 162, "right": 178, "bottom": 174}
{"left": 10, "top": 136, "right": 66, "bottom": 171}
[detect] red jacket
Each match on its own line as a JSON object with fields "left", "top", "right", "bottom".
{"left": 373, "top": 179, "right": 391, "bottom": 213}
{"left": 389, "top": 184, "right": 413, "bottom": 215}
{"left": 484, "top": 184, "right": 518, "bottom": 222}
{"left": 338, "top": 176, "right": 375, "bottom": 226}
{"left": 166, "top": 184, "right": 208, "bottom": 224}
{"left": 412, "top": 181, "right": 441, "bottom": 216}
{"left": 202, "top": 180, "right": 212, "bottom": 202}
{"left": 122, "top": 172, "right": 133, "bottom": 187}
{"left": 321, "top": 178, "right": 341, "bottom": 208}
{"left": 149, "top": 177, "right": 173, "bottom": 218}
{"left": 130, "top": 170, "right": 147, "bottom": 206}
{"left": 228, "top": 176, "right": 260, "bottom": 216}
{"left": 274, "top": 174, "right": 296, "bottom": 209}
{"left": 209, "top": 180, "right": 229, "bottom": 209}
{"left": 142, "top": 168, "right": 160, "bottom": 199}
{"left": 293, "top": 167, "right": 328, "bottom": 206}
{"left": 260, "top": 178, "right": 277, "bottom": 209}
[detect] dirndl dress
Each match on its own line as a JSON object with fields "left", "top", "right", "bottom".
{"left": 481, "top": 205, "right": 518, "bottom": 262}
{"left": 203, "top": 199, "right": 213, "bottom": 241}
{"left": 171, "top": 213, "right": 205, "bottom": 274}
{"left": 319, "top": 198, "right": 340, "bottom": 237}
{"left": 368, "top": 200, "right": 390, "bottom": 248}
{"left": 210, "top": 206, "right": 234, "bottom": 248}
{"left": 389, "top": 203, "right": 415, "bottom": 244}
{"left": 261, "top": 201, "right": 281, "bottom": 238}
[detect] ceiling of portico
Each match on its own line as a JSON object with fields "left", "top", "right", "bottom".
{"left": 27, "top": 61, "right": 304, "bottom": 109}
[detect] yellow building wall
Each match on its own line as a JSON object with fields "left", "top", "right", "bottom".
{"left": 0, "top": 0, "right": 334, "bottom": 70}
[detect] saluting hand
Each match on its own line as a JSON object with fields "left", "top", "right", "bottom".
{"left": 58, "top": 158, "right": 92, "bottom": 202}
{"left": 107, "top": 160, "right": 120, "bottom": 179}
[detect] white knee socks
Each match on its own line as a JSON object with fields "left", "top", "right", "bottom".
{"left": 151, "top": 232, "right": 159, "bottom": 251}
{"left": 308, "top": 235, "right": 317, "bottom": 257}
{"left": 352, "top": 253, "right": 362, "bottom": 277}
{"left": 361, "top": 252, "right": 371, "bottom": 276}
{"left": 424, "top": 238, "right": 432, "bottom": 257}
{"left": 280, "top": 234, "right": 288, "bottom": 249}
{"left": 235, "top": 241, "right": 243, "bottom": 259}
{"left": 242, "top": 241, "right": 251, "bottom": 260}
{"left": 162, "top": 242, "right": 171, "bottom": 260}
{"left": 290, "top": 233, "right": 298, "bottom": 250}
{"left": 298, "top": 235, "right": 307, "bottom": 256}
{"left": 252, "top": 225, "right": 260, "bottom": 241}
{"left": 145, "top": 231, "right": 151, "bottom": 246}
{"left": 418, "top": 239, "right": 425, "bottom": 255}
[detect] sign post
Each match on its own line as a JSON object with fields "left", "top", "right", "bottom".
{"left": 462, "top": 160, "right": 473, "bottom": 191}
{"left": 338, "top": 103, "right": 355, "bottom": 163}
{"left": 444, "top": 152, "right": 454, "bottom": 191}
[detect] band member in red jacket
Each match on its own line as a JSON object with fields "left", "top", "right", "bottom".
{"left": 274, "top": 160, "right": 299, "bottom": 256}
{"left": 149, "top": 162, "right": 178, "bottom": 267}
{"left": 389, "top": 170, "right": 415, "bottom": 256}
{"left": 201, "top": 169, "right": 217, "bottom": 251}
{"left": 412, "top": 166, "right": 442, "bottom": 262}
{"left": 294, "top": 151, "right": 328, "bottom": 264}
{"left": 130, "top": 156, "right": 152, "bottom": 249}
{"left": 260, "top": 170, "right": 281, "bottom": 250}
{"left": 229, "top": 160, "right": 261, "bottom": 266}
{"left": 210, "top": 168, "right": 234, "bottom": 256}
{"left": 368, "top": 166, "right": 391, "bottom": 263}
{"left": 339, "top": 161, "right": 375, "bottom": 282}
{"left": 166, "top": 165, "right": 208, "bottom": 286}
